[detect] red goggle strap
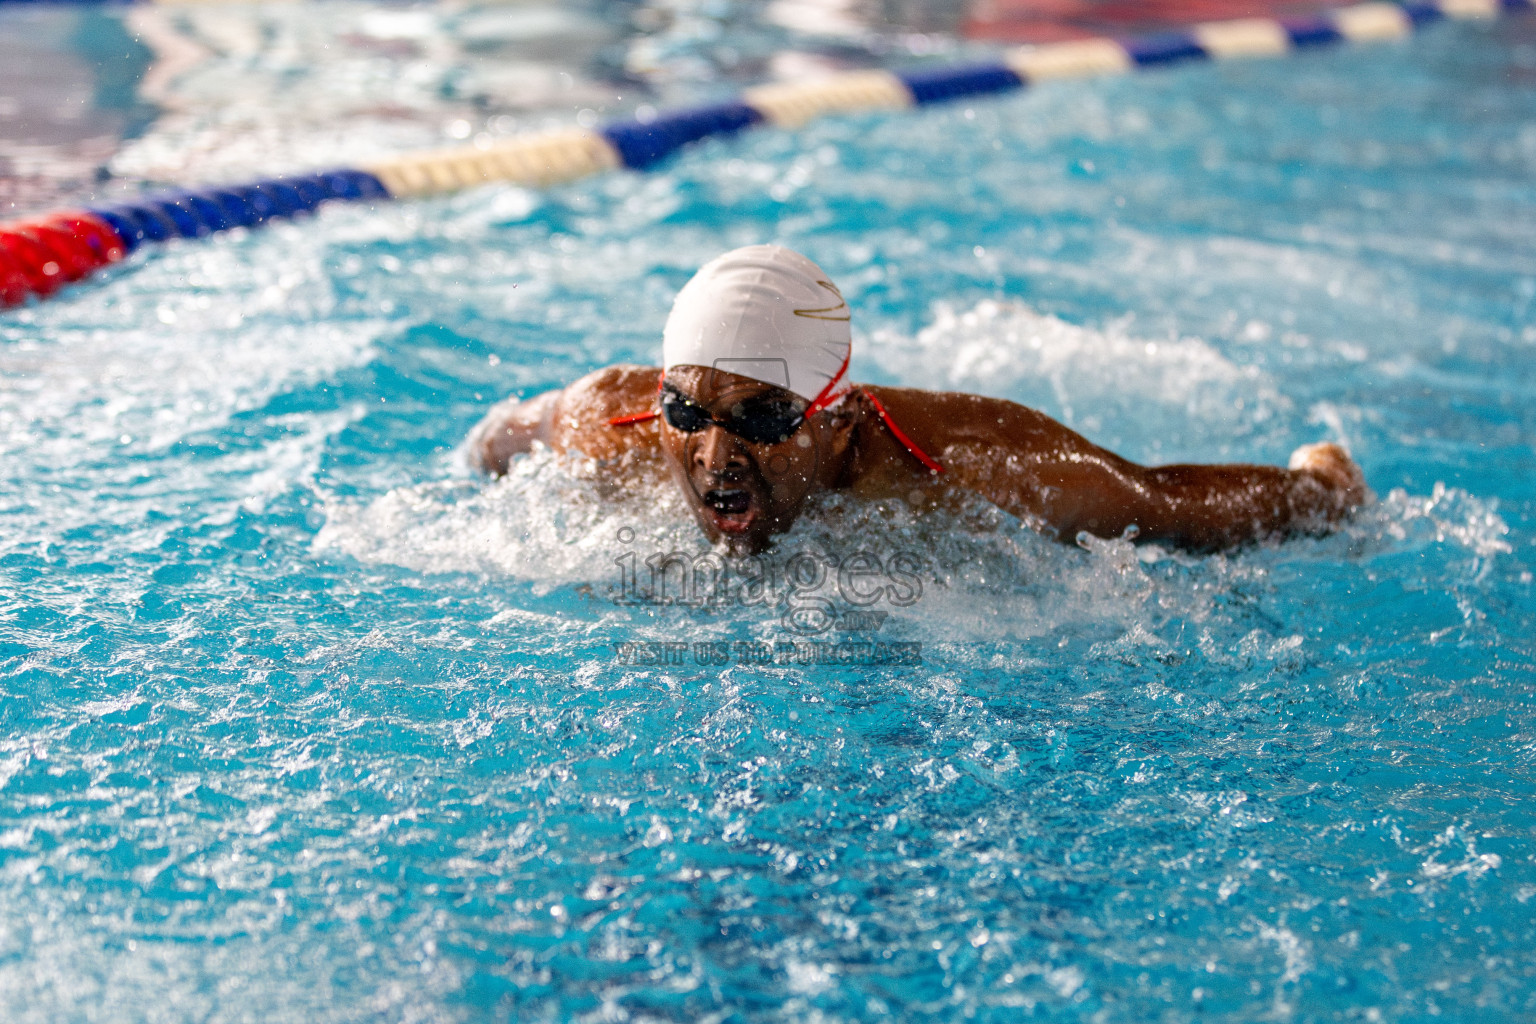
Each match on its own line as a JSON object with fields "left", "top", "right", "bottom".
{"left": 802, "top": 347, "right": 852, "bottom": 419}
{"left": 861, "top": 387, "right": 944, "bottom": 475}
{"left": 608, "top": 373, "right": 666, "bottom": 427}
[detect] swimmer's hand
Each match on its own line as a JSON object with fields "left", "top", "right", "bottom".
{"left": 1288, "top": 442, "right": 1368, "bottom": 514}
{"left": 469, "top": 391, "right": 562, "bottom": 476}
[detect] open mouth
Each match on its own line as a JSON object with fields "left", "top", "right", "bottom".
{"left": 702, "top": 488, "right": 757, "bottom": 534}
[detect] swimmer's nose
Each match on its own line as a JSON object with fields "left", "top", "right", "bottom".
{"left": 692, "top": 425, "right": 747, "bottom": 477}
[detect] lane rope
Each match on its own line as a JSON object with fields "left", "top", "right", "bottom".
{"left": 1, "top": 0, "right": 1528, "bottom": 309}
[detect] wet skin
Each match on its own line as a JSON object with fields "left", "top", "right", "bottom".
{"left": 470, "top": 364, "right": 1367, "bottom": 555}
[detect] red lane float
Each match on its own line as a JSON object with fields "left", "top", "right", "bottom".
{"left": 0, "top": 247, "right": 30, "bottom": 308}
{"left": 0, "top": 211, "right": 126, "bottom": 308}
{"left": 0, "top": 229, "right": 64, "bottom": 299}
{"left": 46, "top": 214, "right": 127, "bottom": 268}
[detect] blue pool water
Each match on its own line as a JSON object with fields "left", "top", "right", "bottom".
{"left": 4, "top": 15, "right": 1536, "bottom": 1023}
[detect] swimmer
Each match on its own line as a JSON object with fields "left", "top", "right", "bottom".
{"left": 469, "top": 245, "right": 1366, "bottom": 555}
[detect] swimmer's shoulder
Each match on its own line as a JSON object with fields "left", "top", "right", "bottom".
{"left": 857, "top": 384, "right": 1062, "bottom": 452}
{"left": 555, "top": 364, "right": 662, "bottom": 430}
{"left": 565, "top": 364, "right": 663, "bottom": 402}
{"left": 549, "top": 364, "right": 664, "bottom": 458}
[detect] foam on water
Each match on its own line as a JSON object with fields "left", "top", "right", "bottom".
{"left": 868, "top": 298, "right": 1286, "bottom": 461}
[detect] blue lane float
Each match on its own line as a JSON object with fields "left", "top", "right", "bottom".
{"left": 1121, "top": 32, "right": 1211, "bottom": 66}
{"left": 1, "top": 0, "right": 1529, "bottom": 308}
{"left": 601, "top": 102, "right": 765, "bottom": 171}
{"left": 896, "top": 64, "right": 1024, "bottom": 106}
{"left": 1400, "top": 1, "right": 1448, "bottom": 23}
{"left": 78, "top": 170, "right": 389, "bottom": 256}
{"left": 1283, "top": 16, "right": 1348, "bottom": 46}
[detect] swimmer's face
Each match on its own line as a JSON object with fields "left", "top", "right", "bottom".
{"left": 658, "top": 366, "right": 839, "bottom": 555}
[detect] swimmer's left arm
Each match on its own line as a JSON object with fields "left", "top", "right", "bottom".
{"left": 926, "top": 395, "right": 1366, "bottom": 550}
{"left": 1019, "top": 440, "right": 1366, "bottom": 550}
{"left": 1106, "top": 443, "right": 1366, "bottom": 550}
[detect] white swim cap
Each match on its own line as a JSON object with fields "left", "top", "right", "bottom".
{"left": 663, "top": 245, "right": 852, "bottom": 410}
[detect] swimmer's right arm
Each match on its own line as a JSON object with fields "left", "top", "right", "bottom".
{"left": 468, "top": 365, "right": 665, "bottom": 476}
{"left": 468, "top": 390, "right": 562, "bottom": 476}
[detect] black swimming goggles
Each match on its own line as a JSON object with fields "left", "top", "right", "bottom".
{"left": 660, "top": 384, "right": 808, "bottom": 445}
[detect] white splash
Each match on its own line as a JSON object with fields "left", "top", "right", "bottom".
{"left": 864, "top": 299, "right": 1286, "bottom": 461}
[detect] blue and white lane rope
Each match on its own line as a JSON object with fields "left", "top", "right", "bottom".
{"left": 1, "top": 0, "right": 1530, "bottom": 307}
